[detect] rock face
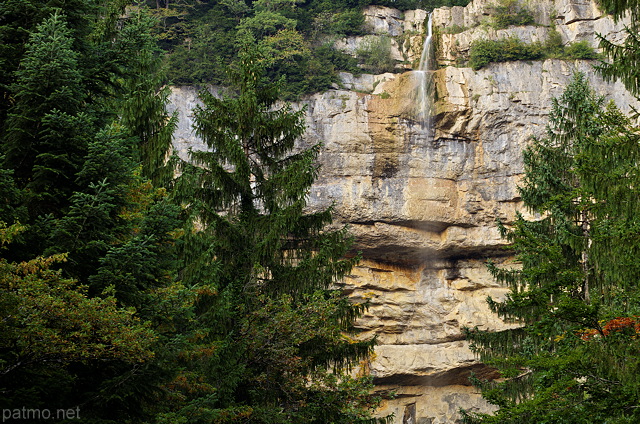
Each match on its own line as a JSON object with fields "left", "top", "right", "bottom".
{"left": 168, "top": 1, "right": 639, "bottom": 422}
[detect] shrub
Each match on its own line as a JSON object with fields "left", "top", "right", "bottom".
{"left": 469, "top": 37, "right": 543, "bottom": 70}
{"left": 331, "top": 9, "right": 365, "bottom": 36}
{"left": 265, "top": 43, "right": 360, "bottom": 100}
{"left": 564, "top": 40, "right": 599, "bottom": 59}
{"left": 490, "top": 0, "right": 536, "bottom": 29}
{"left": 357, "top": 35, "right": 397, "bottom": 74}
{"left": 442, "top": 24, "right": 468, "bottom": 34}
{"left": 544, "top": 29, "right": 565, "bottom": 57}
{"left": 312, "top": 9, "right": 365, "bottom": 37}
{"left": 467, "top": 33, "right": 600, "bottom": 70}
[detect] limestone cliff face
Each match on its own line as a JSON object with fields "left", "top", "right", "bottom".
{"left": 168, "top": 1, "right": 639, "bottom": 422}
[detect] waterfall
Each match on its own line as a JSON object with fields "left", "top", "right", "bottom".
{"left": 419, "top": 13, "right": 434, "bottom": 72}
{"left": 414, "top": 13, "right": 433, "bottom": 131}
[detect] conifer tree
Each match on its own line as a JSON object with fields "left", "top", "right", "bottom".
{"left": 36, "top": 123, "right": 186, "bottom": 423}
{"left": 0, "top": 0, "right": 98, "bottom": 125}
{"left": 169, "top": 47, "right": 387, "bottom": 423}
{"left": 596, "top": 0, "right": 640, "bottom": 97}
{"left": 2, "top": 12, "right": 89, "bottom": 216}
{"left": 117, "top": 10, "right": 178, "bottom": 187}
{"left": 462, "top": 73, "right": 640, "bottom": 423}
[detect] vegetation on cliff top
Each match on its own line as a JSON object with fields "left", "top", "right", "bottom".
{"left": 150, "top": 0, "right": 471, "bottom": 98}
{"left": 468, "top": 34, "right": 599, "bottom": 70}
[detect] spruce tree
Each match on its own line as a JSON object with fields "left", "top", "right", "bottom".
{"left": 462, "top": 73, "right": 640, "bottom": 423}
{"left": 117, "top": 10, "right": 178, "bottom": 187}
{"left": 168, "top": 47, "right": 387, "bottom": 423}
{"left": 2, "top": 12, "right": 88, "bottom": 216}
{"left": 596, "top": 0, "right": 640, "bottom": 97}
{"left": 0, "top": 0, "right": 98, "bottom": 125}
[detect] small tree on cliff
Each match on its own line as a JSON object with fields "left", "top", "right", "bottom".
{"left": 167, "top": 47, "right": 389, "bottom": 423}
{"left": 463, "top": 73, "right": 640, "bottom": 423}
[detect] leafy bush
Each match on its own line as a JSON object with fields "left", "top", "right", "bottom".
{"left": 543, "top": 29, "right": 564, "bottom": 57}
{"left": 330, "top": 9, "right": 366, "bottom": 36}
{"left": 271, "top": 43, "right": 361, "bottom": 100}
{"left": 565, "top": 40, "right": 599, "bottom": 59}
{"left": 357, "top": 35, "right": 397, "bottom": 74}
{"left": 543, "top": 30, "right": 599, "bottom": 60}
{"left": 469, "top": 37, "right": 543, "bottom": 70}
{"left": 442, "top": 24, "right": 468, "bottom": 34}
{"left": 311, "top": 9, "right": 365, "bottom": 37}
{"left": 468, "top": 33, "right": 600, "bottom": 70}
{"left": 489, "top": 0, "right": 536, "bottom": 29}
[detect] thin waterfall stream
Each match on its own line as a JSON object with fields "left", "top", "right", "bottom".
{"left": 414, "top": 13, "right": 434, "bottom": 133}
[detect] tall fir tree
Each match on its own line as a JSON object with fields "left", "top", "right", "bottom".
{"left": 0, "top": 0, "right": 98, "bottom": 125}
{"left": 2, "top": 12, "right": 89, "bottom": 217}
{"left": 168, "top": 47, "right": 388, "bottom": 423}
{"left": 117, "top": 10, "right": 178, "bottom": 187}
{"left": 462, "top": 73, "right": 640, "bottom": 423}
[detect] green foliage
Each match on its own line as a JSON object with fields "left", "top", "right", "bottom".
{"left": 595, "top": 0, "right": 640, "bottom": 20}
{"left": 117, "top": 10, "right": 178, "bottom": 186}
{"left": 46, "top": 124, "right": 181, "bottom": 302}
{"left": 312, "top": 8, "right": 366, "bottom": 36}
{"left": 543, "top": 29, "right": 565, "bottom": 57}
{"left": 488, "top": 0, "right": 536, "bottom": 29}
{"left": 237, "top": 9, "right": 297, "bottom": 38}
{"left": 469, "top": 37, "right": 544, "bottom": 70}
{"left": 463, "top": 73, "right": 640, "bottom": 423}
{"left": 357, "top": 35, "right": 397, "bottom": 74}
{"left": 162, "top": 2, "right": 238, "bottom": 86}
{"left": 564, "top": 40, "right": 599, "bottom": 59}
{"left": 0, "top": 0, "right": 99, "bottom": 124}
{"left": 0, "top": 3, "right": 186, "bottom": 422}
{"left": 362, "top": 0, "right": 471, "bottom": 8}
{"left": 442, "top": 24, "right": 468, "bottom": 34}
{"left": 544, "top": 30, "right": 600, "bottom": 60}
{"left": 2, "top": 12, "right": 88, "bottom": 215}
{"left": 157, "top": 0, "right": 472, "bottom": 98}
{"left": 544, "top": 31, "right": 600, "bottom": 60}
{"left": 469, "top": 33, "right": 599, "bottom": 70}
{"left": 0, "top": 223, "right": 157, "bottom": 410}
{"left": 595, "top": 0, "right": 640, "bottom": 99}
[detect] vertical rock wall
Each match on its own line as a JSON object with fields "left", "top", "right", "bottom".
{"left": 168, "top": 1, "right": 639, "bottom": 421}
